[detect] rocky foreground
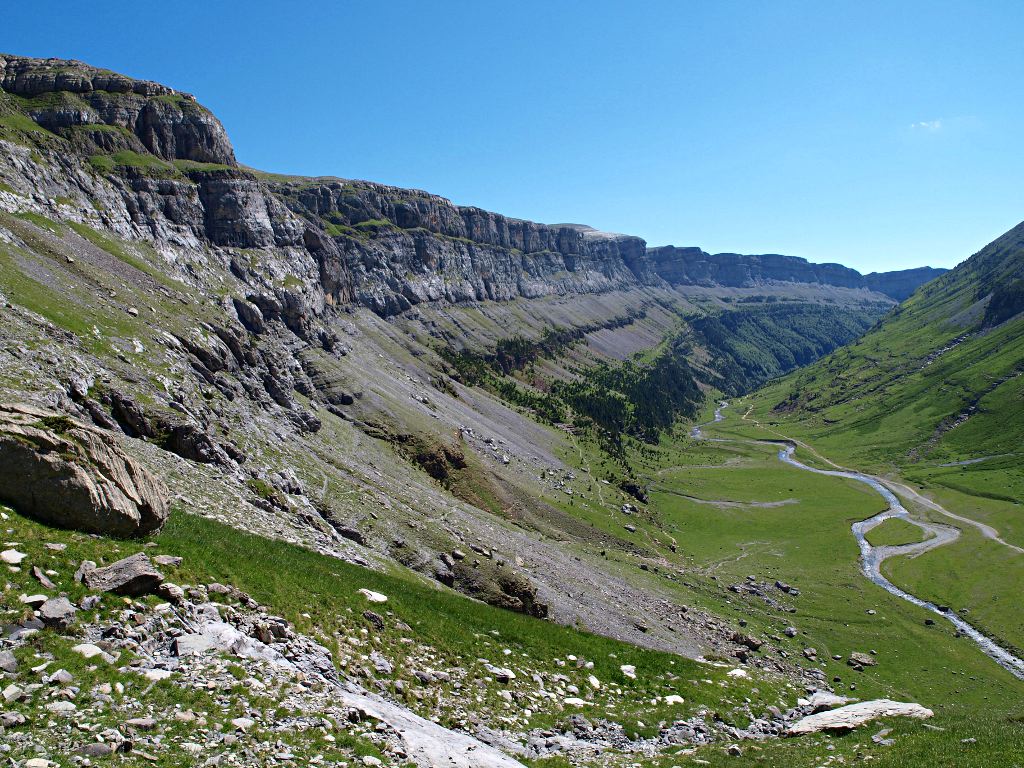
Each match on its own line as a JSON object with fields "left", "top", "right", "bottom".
{"left": 1, "top": 538, "right": 933, "bottom": 767}
{"left": 0, "top": 431, "right": 934, "bottom": 767}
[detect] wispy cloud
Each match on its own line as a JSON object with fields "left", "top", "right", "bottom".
{"left": 910, "top": 119, "right": 943, "bottom": 132}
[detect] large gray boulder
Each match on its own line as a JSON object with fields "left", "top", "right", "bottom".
{"left": 38, "top": 597, "right": 77, "bottom": 631}
{"left": 82, "top": 553, "right": 163, "bottom": 596}
{"left": 0, "top": 403, "right": 169, "bottom": 537}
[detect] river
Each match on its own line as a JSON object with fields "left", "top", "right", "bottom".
{"left": 695, "top": 403, "right": 1024, "bottom": 680}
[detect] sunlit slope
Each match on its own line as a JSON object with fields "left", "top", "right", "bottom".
{"left": 750, "top": 220, "right": 1024, "bottom": 480}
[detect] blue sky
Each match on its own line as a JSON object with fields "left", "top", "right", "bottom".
{"left": 6, "top": 1, "right": 1023, "bottom": 272}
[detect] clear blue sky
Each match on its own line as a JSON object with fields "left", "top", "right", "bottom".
{"left": 6, "top": 1, "right": 1024, "bottom": 272}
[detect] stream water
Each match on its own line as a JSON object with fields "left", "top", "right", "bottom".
{"left": 696, "top": 403, "right": 1024, "bottom": 680}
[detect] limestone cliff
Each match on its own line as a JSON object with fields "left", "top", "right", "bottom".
{"left": 0, "top": 53, "right": 943, "bottom": 323}
{"left": 647, "top": 245, "right": 945, "bottom": 297}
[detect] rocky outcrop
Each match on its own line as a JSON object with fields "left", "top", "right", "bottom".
{"left": 0, "top": 54, "right": 943, "bottom": 321}
{"left": 0, "top": 54, "right": 236, "bottom": 165}
{"left": 277, "top": 180, "right": 654, "bottom": 314}
{"left": 0, "top": 403, "right": 169, "bottom": 537}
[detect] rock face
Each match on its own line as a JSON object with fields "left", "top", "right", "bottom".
{"left": 866, "top": 267, "right": 947, "bottom": 301}
{"left": 646, "top": 246, "right": 946, "bottom": 300}
{"left": 0, "top": 404, "right": 170, "bottom": 537}
{"left": 0, "top": 54, "right": 236, "bottom": 165}
{"left": 786, "top": 699, "right": 934, "bottom": 735}
{"left": 280, "top": 180, "right": 654, "bottom": 315}
{"left": 0, "top": 53, "right": 942, "bottom": 324}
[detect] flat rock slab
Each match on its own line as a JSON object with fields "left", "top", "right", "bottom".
{"left": 337, "top": 682, "right": 527, "bottom": 767}
{"left": 787, "top": 699, "right": 933, "bottom": 735}
{"left": 173, "top": 620, "right": 285, "bottom": 666}
{"left": 83, "top": 553, "right": 163, "bottom": 596}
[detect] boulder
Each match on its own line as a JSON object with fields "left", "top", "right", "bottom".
{"left": 848, "top": 652, "right": 877, "bottom": 668}
{"left": 799, "top": 690, "right": 853, "bottom": 712}
{"left": 0, "top": 403, "right": 169, "bottom": 537}
{"left": 787, "top": 699, "right": 933, "bottom": 735}
{"left": 38, "top": 597, "right": 77, "bottom": 630}
{"left": 83, "top": 553, "right": 163, "bottom": 596}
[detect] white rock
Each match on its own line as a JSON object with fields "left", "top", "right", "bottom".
{"left": 727, "top": 668, "right": 749, "bottom": 678}
{"left": 587, "top": 675, "right": 601, "bottom": 689}
{"left": 665, "top": 694, "right": 686, "bottom": 705}
{"left": 1, "top": 549, "right": 26, "bottom": 565}
{"left": 231, "top": 716, "right": 256, "bottom": 731}
{"left": 804, "top": 690, "right": 854, "bottom": 711}
{"left": 620, "top": 664, "right": 637, "bottom": 680}
{"left": 72, "top": 643, "right": 106, "bottom": 660}
{"left": 563, "top": 697, "right": 591, "bottom": 706}
{"left": 3, "top": 683, "right": 24, "bottom": 702}
{"left": 359, "top": 588, "right": 388, "bottom": 603}
{"left": 143, "top": 669, "right": 174, "bottom": 682}
{"left": 787, "top": 699, "right": 934, "bottom": 735}
{"left": 71, "top": 647, "right": 115, "bottom": 663}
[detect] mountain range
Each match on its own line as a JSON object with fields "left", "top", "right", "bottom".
{"left": 0, "top": 53, "right": 1021, "bottom": 768}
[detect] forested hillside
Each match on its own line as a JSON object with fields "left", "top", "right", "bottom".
{"left": 688, "top": 300, "right": 888, "bottom": 395}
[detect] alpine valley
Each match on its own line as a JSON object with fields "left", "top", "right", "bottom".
{"left": 0, "top": 54, "right": 1021, "bottom": 768}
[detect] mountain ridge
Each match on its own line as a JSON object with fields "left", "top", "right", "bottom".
{"left": 0, "top": 52, "right": 942, "bottom": 318}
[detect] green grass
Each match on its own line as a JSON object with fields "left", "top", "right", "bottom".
{"left": 89, "top": 150, "right": 176, "bottom": 175}
{"left": 719, "top": 227, "right": 1024, "bottom": 678}
{"left": 0, "top": 110, "right": 53, "bottom": 145}
{"left": 884, "top": 525, "right": 1024, "bottom": 657}
{"left": 644, "top": 415, "right": 1024, "bottom": 766}
{"left": 865, "top": 517, "right": 929, "bottom": 546}
{"left": 0, "top": 502, "right": 786, "bottom": 753}
{"left": 172, "top": 158, "right": 236, "bottom": 173}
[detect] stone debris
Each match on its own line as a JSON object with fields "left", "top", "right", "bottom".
{"left": 20, "top": 593, "right": 48, "bottom": 609}
{"left": 38, "top": 596, "right": 77, "bottom": 630}
{"left": 31, "top": 565, "right": 56, "bottom": 589}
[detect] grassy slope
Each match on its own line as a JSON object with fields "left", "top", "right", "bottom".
{"left": 724, "top": 222, "right": 1024, "bottom": 663}
{"left": 1, "top": 503, "right": 792, "bottom": 765}
{"left": 675, "top": 411, "right": 1024, "bottom": 766}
